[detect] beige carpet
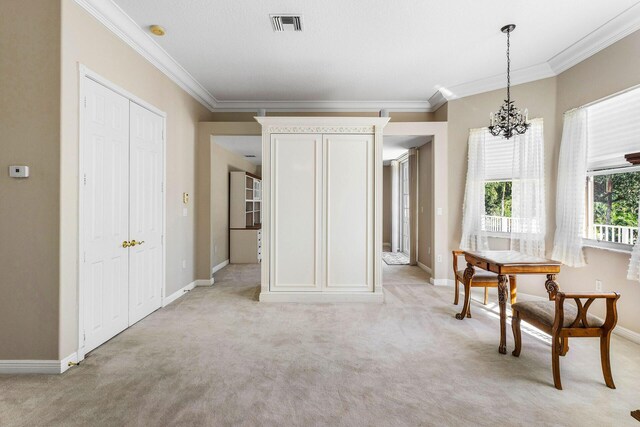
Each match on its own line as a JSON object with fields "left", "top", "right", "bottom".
{"left": 1, "top": 264, "right": 639, "bottom": 426}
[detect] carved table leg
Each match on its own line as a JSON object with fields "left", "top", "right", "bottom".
{"left": 497, "top": 274, "right": 508, "bottom": 354}
{"left": 455, "top": 263, "right": 475, "bottom": 320}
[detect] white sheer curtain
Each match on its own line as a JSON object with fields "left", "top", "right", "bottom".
{"left": 511, "top": 118, "right": 546, "bottom": 257}
{"left": 460, "top": 129, "right": 489, "bottom": 251}
{"left": 628, "top": 193, "right": 640, "bottom": 281}
{"left": 552, "top": 108, "right": 588, "bottom": 267}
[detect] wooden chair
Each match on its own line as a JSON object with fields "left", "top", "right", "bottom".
{"left": 511, "top": 290, "right": 620, "bottom": 390}
{"left": 452, "top": 250, "right": 516, "bottom": 318}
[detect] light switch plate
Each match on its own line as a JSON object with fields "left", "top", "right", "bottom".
{"left": 9, "top": 165, "right": 29, "bottom": 178}
{"left": 182, "top": 207, "right": 188, "bottom": 217}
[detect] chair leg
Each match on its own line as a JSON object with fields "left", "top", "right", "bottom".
{"left": 552, "top": 337, "right": 563, "bottom": 390}
{"left": 511, "top": 310, "right": 521, "bottom": 357}
{"left": 483, "top": 287, "right": 489, "bottom": 305}
{"left": 454, "top": 278, "right": 459, "bottom": 305}
{"left": 600, "top": 331, "right": 616, "bottom": 389}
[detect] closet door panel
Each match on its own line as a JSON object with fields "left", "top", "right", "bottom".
{"left": 128, "top": 102, "right": 163, "bottom": 324}
{"left": 82, "top": 78, "right": 130, "bottom": 353}
{"left": 270, "top": 134, "right": 322, "bottom": 291}
{"left": 325, "top": 134, "right": 374, "bottom": 291}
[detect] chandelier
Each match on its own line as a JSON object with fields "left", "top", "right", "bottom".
{"left": 489, "top": 24, "right": 529, "bottom": 139}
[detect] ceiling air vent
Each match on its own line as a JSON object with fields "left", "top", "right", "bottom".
{"left": 244, "top": 155, "right": 256, "bottom": 158}
{"left": 271, "top": 15, "right": 303, "bottom": 32}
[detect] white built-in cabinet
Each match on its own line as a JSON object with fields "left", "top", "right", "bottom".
{"left": 256, "top": 117, "right": 390, "bottom": 302}
{"left": 230, "top": 171, "right": 262, "bottom": 264}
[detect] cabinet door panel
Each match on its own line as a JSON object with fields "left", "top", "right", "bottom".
{"left": 270, "top": 134, "right": 322, "bottom": 291}
{"left": 325, "top": 134, "right": 374, "bottom": 291}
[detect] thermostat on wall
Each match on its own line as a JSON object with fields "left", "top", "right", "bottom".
{"left": 9, "top": 165, "right": 29, "bottom": 178}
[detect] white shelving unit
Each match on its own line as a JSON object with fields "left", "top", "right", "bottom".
{"left": 230, "top": 171, "right": 262, "bottom": 263}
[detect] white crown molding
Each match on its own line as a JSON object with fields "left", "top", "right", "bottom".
{"left": 548, "top": 2, "right": 640, "bottom": 74}
{"left": 76, "top": 0, "right": 640, "bottom": 113}
{"left": 212, "top": 100, "right": 432, "bottom": 112}
{"left": 439, "top": 62, "right": 556, "bottom": 101}
{"left": 435, "top": 3, "right": 640, "bottom": 106}
{"left": 428, "top": 90, "right": 448, "bottom": 112}
{"left": 74, "top": 0, "right": 218, "bottom": 110}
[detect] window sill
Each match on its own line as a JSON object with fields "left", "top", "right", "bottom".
{"left": 582, "top": 239, "right": 633, "bottom": 255}
{"left": 485, "top": 232, "right": 510, "bottom": 239}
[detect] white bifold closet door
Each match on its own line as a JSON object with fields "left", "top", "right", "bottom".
{"left": 83, "top": 78, "right": 163, "bottom": 353}
{"left": 83, "top": 79, "right": 130, "bottom": 352}
{"left": 128, "top": 102, "right": 163, "bottom": 325}
{"left": 269, "top": 133, "right": 373, "bottom": 292}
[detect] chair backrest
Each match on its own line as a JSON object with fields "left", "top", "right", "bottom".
{"left": 452, "top": 250, "right": 464, "bottom": 277}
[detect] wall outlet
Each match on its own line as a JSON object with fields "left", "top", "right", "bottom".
{"left": 428, "top": 247, "right": 431, "bottom": 255}
{"left": 182, "top": 259, "right": 187, "bottom": 269}
{"left": 437, "top": 207, "right": 443, "bottom": 216}
{"left": 595, "top": 280, "right": 603, "bottom": 292}
{"left": 437, "top": 254, "right": 442, "bottom": 263}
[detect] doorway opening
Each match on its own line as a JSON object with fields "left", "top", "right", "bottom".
{"left": 382, "top": 135, "right": 433, "bottom": 284}
{"left": 210, "top": 135, "right": 263, "bottom": 283}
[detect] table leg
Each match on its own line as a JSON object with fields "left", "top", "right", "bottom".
{"left": 455, "top": 263, "right": 475, "bottom": 320}
{"left": 498, "top": 274, "right": 508, "bottom": 354}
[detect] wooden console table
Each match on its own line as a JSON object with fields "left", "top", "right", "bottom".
{"left": 461, "top": 250, "right": 562, "bottom": 354}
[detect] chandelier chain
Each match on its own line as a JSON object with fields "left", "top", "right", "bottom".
{"left": 506, "top": 28, "right": 511, "bottom": 103}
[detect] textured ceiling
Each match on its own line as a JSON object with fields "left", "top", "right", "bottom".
{"left": 113, "top": 0, "right": 639, "bottom": 106}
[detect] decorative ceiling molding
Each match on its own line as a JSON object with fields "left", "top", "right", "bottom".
{"left": 548, "top": 2, "right": 640, "bottom": 74}
{"left": 212, "top": 100, "right": 431, "bottom": 112}
{"left": 76, "top": 0, "right": 640, "bottom": 113}
{"left": 442, "top": 62, "right": 556, "bottom": 101}
{"left": 435, "top": 3, "right": 640, "bottom": 105}
{"left": 74, "top": 0, "right": 218, "bottom": 110}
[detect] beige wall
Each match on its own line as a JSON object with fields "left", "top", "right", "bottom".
{"left": 434, "top": 103, "right": 448, "bottom": 121}
{"left": 447, "top": 29, "right": 640, "bottom": 333}
{"left": 418, "top": 142, "right": 433, "bottom": 268}
{"left": 58, "top": 0, "right": 214, "bottom": 358}
{"left": 382, "top": 166, "right": 392, "bottom": 245}
{"left": 552, "top": 29, "right": 640, "bottom": 334}
{"left": 0, "top": 0, "right": 62, "bottom": 360}
{"left": 211, "top": 141, "right": 259, "bottom": 267}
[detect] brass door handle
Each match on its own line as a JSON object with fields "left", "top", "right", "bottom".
{"left": 122, "top": 241, "right": 131, "bottom": 248}
{"left": 130, "top": 240, "right": 145, "bottom": 246}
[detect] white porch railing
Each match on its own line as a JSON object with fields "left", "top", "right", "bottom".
{"left": 482, "top": 215, "right": 513, "bottom": 233}
{"left": 592, "top": 224, "right": 638, "bottom": 245}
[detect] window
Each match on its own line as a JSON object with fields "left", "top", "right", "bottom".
{"left": 582, "top": 86, "right": 640, "bottom": 249}
{"left": 585, "top": 169, "right": 640, "bottom": 246}
{"left": 481, "top": 132, "right": 515, "bottom": 234}
{"left": 484, "top": 181, "right": 512, "bottom": 233}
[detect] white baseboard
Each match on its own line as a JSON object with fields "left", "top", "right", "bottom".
{"left": 430, "top": 278, "right": 454, "bottom": 286}
{"left": 0, "top": 352, "right": 78, "bottom": 375}
{"left": 259, "top": 291, "right": 384, "bottom": 303}
{"left": 195, "top": 278, "right": 214, "bottom": 287}
{"left": 162, "top": 281, "right": 197, "bottom": 307}
{"left": 417, "top": 262, "right": 432, "bottom": 275}
{"left": 212, "top": 259, "right": 229, "bottom": 274}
